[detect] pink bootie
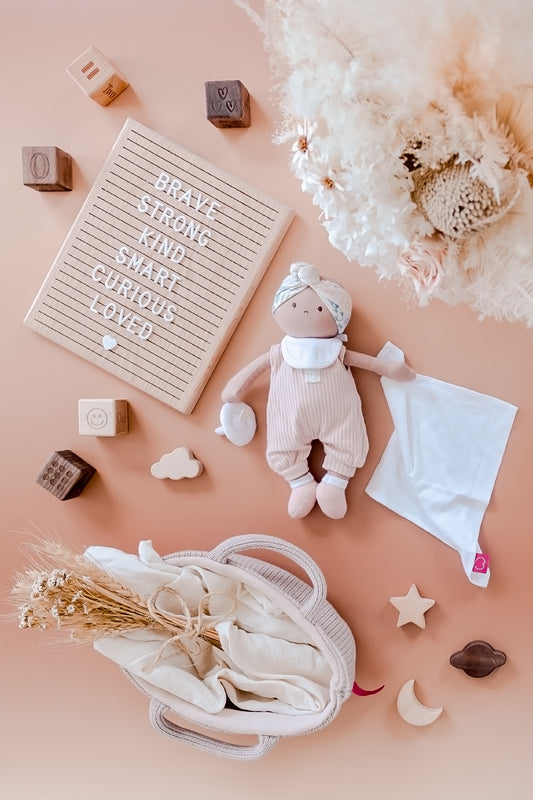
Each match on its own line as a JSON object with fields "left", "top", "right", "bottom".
{"left": 288, "top": 476, "right": 317, "bottom": 518}
{"left": 316, "top": 475, "right": 348, "bottom": 519}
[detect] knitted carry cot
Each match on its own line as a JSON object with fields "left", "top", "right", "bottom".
{"left": 124, "top": 534, "right": 356, "bottom": 760}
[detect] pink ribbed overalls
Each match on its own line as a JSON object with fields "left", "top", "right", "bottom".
{"left": 266, "top": 341, "right": 369, "bottom": 482}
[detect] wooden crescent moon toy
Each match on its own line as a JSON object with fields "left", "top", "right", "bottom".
{"left": 396, "top": 679, "right": 443, "bottom": 726}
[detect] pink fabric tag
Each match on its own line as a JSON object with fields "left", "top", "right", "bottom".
{"left": 472, "top": 553, "right": 490, "bottom": 574}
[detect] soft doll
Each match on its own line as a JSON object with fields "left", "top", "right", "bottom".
{"left": 220, "top": 262, "right": 415, "bottom": 520}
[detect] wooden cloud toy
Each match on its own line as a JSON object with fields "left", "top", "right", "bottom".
{"left": 150, "top": 447, "right": 203, "bottom": 480}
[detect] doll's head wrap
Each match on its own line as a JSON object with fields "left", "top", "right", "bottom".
{"left": 272, "top": 262, "right": 352, "bottom": 334}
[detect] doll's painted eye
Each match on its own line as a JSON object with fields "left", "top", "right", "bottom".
{"left": 291, "top": 302, "right": 296, "bottom": 307}
{"left": 317, "top": 305, "right": 323, "bottom": 312}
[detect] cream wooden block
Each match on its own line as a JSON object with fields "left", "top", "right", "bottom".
{"left": 389, "top": 584, "right": 435, "bottom": 628}
{"left": 78, "top": 399, "right": 129, "bottom": 436}
{"left": 67, "top": 46, "right": 129, "bottom": 106}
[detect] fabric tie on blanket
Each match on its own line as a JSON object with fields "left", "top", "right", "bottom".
{"left": 365, "top": 342, "right": 517, "bottom": 587}
{"left": 87, "top": 541, "right": 332, "bottom": 714}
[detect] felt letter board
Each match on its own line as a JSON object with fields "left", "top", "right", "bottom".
{"left": 24, "top": 118, "right": 293, "bottom": 413}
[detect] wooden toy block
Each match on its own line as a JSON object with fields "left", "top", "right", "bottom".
{"left": 205, "top": 80, "right": 251, "bottom": 128}
{"left": 78, "top": 399, "right": 129, "bottom": 436}
{"left": 66, "top": 46, "right": 129, "bottom": 106}
{"left": 22, "top": 147, "right": 72, "bottom": 191}
{"left": 35, "top": 450, "right": 95, "bottom": 500}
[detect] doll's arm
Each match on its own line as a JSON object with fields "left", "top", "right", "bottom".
{"left": 344, "top": 350, "right": 416, "bottom": 381}
{"left": 221, "top": 352, "right": 271, "bottom": 403}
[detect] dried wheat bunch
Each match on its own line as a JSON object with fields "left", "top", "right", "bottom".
{"left": 10, "top": 539, "right": 221, "bottom": 648}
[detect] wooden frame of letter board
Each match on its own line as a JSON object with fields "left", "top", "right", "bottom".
{"left": 24, "top": 118, "right": 294, "bottom": 413}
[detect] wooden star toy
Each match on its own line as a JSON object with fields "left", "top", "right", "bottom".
{"left": 390, "top": 584, "right": 435, "bottom": 629}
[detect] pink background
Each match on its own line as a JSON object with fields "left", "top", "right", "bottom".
{"left": 1, "top": 1, "right": 532, "bottom": 797}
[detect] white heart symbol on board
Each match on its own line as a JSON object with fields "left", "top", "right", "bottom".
{"left": 102, "top": 335, "right": 118, "bottom": 351}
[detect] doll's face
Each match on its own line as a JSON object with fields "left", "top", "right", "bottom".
{"left": 274, "top": 287, "right": 338, "bottom": 338}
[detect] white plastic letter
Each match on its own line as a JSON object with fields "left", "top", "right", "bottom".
{"left": 154, "top": 172, "right": 169, "bottom": 191}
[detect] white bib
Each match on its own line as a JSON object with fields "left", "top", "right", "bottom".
{"left": 281, "top": 336, "right": 342, "bottom": 369}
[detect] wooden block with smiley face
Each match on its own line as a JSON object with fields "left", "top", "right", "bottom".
{"left": 78, "top": 399, "right": 129, "bottom": 436}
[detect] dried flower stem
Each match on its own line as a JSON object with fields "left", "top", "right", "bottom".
{"left": 10, "top": 539, "right": 221, "bottom": 648}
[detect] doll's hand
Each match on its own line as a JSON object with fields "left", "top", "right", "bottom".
{"left": 215, "top": 402, "right": 257, "bottom": 446}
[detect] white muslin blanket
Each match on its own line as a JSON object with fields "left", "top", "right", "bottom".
{"left": 87, "top": 541, "right": 332, "bottom": 715}
{"left": 365, "top": 342, "right": 517, "bottom": 587}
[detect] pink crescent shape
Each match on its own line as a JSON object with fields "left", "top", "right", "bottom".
{"left": 352, "top": 681, "right": 385, "bottom": 696}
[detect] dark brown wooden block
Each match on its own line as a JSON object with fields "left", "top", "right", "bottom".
{"left": 205, "top": 80, "right": 251, "bottom": 128}
{"left": 35, "top": 450, "right": 95, "bottom": 500}
{"left": 22, "top": 146, "right": 73, "bottom": 191}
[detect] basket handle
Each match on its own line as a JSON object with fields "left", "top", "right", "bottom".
{"left": 149, "top": 699, "right": 278, "bottom": 760}
{"left": 208, "top": 534, "right": 327, "bottom": 620}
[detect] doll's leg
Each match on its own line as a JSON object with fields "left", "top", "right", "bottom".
{"left": 287, "top": 473, "right": 318, "bottom": 518}
{"left": 267, "top": 443, "right": 316, "bottom": 518}
{"left": 317, "top": 415, "right": 368, "bottom": 519}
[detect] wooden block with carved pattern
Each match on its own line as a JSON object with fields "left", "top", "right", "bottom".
{"left": 66, "top": 46, "right": 129, "bottom": 107}
{"left": 22, "top": 147, "right": 72, "bottom": 191}
{"left": 35, "top": 450, "right": 96, "bottom": 500}
{"left": 205, "top": 80, "right": 251, "bottom": 128}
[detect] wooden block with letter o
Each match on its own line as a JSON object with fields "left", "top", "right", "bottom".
{"left": 205, "top": 80, "right": 251, "bottom": 128}
{"left": 35, "top": 450, "right": 96, "bottom": 500}
{"left": 22, "top": 146, "right": 73, "bottom": 191}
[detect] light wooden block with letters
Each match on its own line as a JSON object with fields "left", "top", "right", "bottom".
{"left": 67, "top": 46, "right": 129, "bottom": 106}
{"left": 24, "top": 118, "right": 293, "bottom": 413}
